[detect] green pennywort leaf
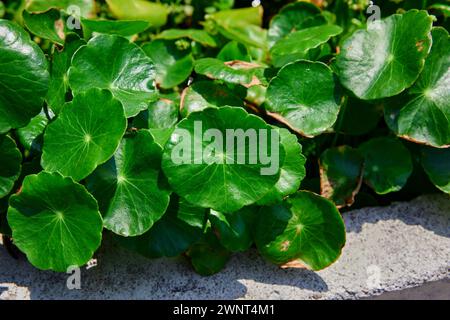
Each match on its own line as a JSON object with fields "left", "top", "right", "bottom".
{"left": 336, "top": 10, "right": 433, "bottom": 100}
{"left": 254, "top": 191, "right": 345, "bottom": 271}
{"left": 42, "top": 89, "right": 127, "bottom": 181}
{"left": 7, "top": 171, "right": 103, "bottom": 272}
{"left": 86, "top": 130, "right": 171, "bottom": 237}
{"left": 266, "top": 60, "right": 341, "bottom": 137}
{"left": 68, "top": 34, "right": 157, "bottom": 118}
{"left": 0, "top": 20, "right": 49, "bottom": 133}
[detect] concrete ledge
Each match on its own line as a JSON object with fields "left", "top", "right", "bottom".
{"left": 1, "top": 194, "right": 449, "bottom": 300}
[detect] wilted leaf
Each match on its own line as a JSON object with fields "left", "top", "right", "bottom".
{"left": 180, "top": 81, "right": 243, "bottom": 116}
{"left": 0, "top": 135, "right": 22, "bottom": 198}
{"left": 319, "top": 146, "right": 364, "bottom": 208}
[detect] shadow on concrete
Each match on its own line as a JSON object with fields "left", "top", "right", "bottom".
{"left": 0, "top": 236, "right": 328, "bottom": 300}
{"left": 344, "top": 193, "right": 450, "bottom": 238}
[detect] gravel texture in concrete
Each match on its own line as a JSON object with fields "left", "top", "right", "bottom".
{"left": 0, "top": 194, "right": 449, "bottom": 300}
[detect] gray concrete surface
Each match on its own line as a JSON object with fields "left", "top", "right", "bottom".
{"left": 0, "top": 193, "right": 449, "bottom": 300}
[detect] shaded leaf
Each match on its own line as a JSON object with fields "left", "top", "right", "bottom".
{"left": 319, "top": 146, "right": 364, "bottom": 208}
{"left": 421, "top": 146, "right": 450, "bottom": 194}
{"left": 268, "top": 1, "right": 326, "bottom": 47}
{"left": 270, "top": 24, "right": 342, "bottom": 68}
{"left": 16, "top": 110, "right": 48, "bottom": 152}
{"left": 23, "top": 8, "right": 65, "bottom": 45}
{"left": 186, "top": 228, "right": 231, "bottom": 276}
{"left": 217, "top": 41, "right": 251, "bottom": 62}
{"left": 0, "top": 135, "right": 22, "bottom": 198}
{"left": 336, "top": 97, "right": 382, "bottom": 136}
{"left": 180, "top": 81, "right": 243, "bottom": 116}
{"left": 209, "top": 207, "right": 255, "bottom": 252}
{"left": 358, "top": 137, "right": 413, "bottom": 194}
{"left": 116, "top": 196, "right": 207, "bottom": 258}
{"left": 158, "top": 28, "right": 217, "bottom": 47}
{"left": 46, "top": 34, "right": 86, "bottom": 114}
{"left": 132, "top": 98, "right": 179, "bottom": 147}
{"left": 142, "top": 39, "right": 194, "bottom": 89}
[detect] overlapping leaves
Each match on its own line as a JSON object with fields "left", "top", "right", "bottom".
{"left": 0, "top": 3, "right": 448, "bottom": 276}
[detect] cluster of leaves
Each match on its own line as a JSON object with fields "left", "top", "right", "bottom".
{"left": 0, "top": 0, "right": 448, "bottom": 275}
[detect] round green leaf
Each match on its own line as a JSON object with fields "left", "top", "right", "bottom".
{"left": 42, "top": 88, "right": 127, "bottom": 181}
{"left": 257, "top": 128, "right": 306, "bottom": 205}
{"left": 157, "top": 29, "right": 217, "bottom": 47}
{"left": 7, "top": 172, "right": 103, "bottom": 272}
{"left": 81, "top": 19, "right": 150, "bottom": 36}
{"left": 254, "top": 191, "right": 346, "bottom": 270}
{"left": 209, "top": 207, "right": 255, "bottom": 252}
{"left": 194, "top": 58, "right": 266, "bottom": 88}
{"left": 105, "top": 0, "right": 169, "bottom": 28}
{"left": 68, "top": 34, "right": 157, "bottom": 117}
{"left": 186, "top": 228, "right": 231, "bottom": 276}
{"left": 319, "top": 146, "right": 364, "bottom": 208}
{"left": 217, "top": 41, "right": 251, "bottom": 62}
{"left": 421, "top": 146, "right": 450, "bottom": 194}
{"left": 384, "top": 27, "right": 450, "bottom": 148}
{"left": 180, "top": 81, "right": 243, "bottom": 116}
{"left": 358, "top": 137, "right": 413, "bottom": 194}
{"left": 86, "top": 130, "right": 171, "bottom": 237}
{"left": 16, "top": 110, "right": 48, "bottom": 152}
{"left": 116, "top": 197, "right": 206, "bottom": 258}
{"left": 23, "top": 9, "right": 64, "bottom": 45}
{"left": 266, "top": 60, "right": 341, "bottom": 137}
{"left": 268, "top": 1, "right": 326, "bottom": 47}
{"left": 26, "top": 0, "right": 95, "bottom": 17}
{"left": 336, "top": 10, "right": 433, "bottom": 100}
{"left": 162, "top": 107, "right": 282, "bottom": 213}
{"left": 270, "top": 25, "right": 342, "bottom": 68}
{"left": 0, "top": 135, "right": 22, "bottom": 198}
{"left": 0, "top": 20, "right": 49, "bottom": 133}
{"left": 142, "top": 39, "right": 194, "bottom": 89}
{"left": 46, "top": 34, "right": 86, "bottom": 115}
